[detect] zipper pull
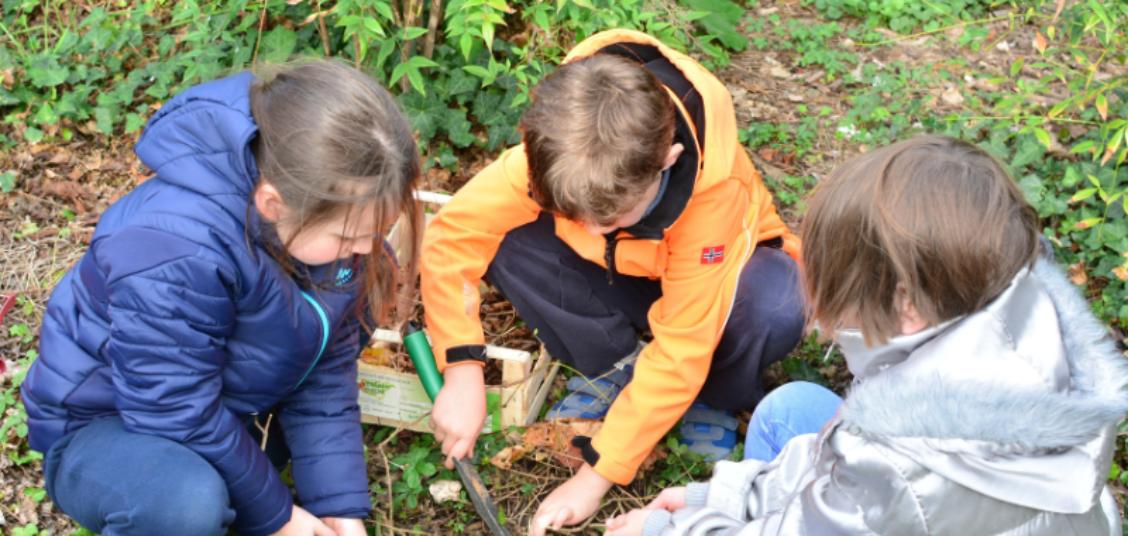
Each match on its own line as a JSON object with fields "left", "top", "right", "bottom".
{"left": 604, "top": 234, "right": 618, "bottom": 286}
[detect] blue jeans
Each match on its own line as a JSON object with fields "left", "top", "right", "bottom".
{"left": 743, "top": 381, "right": 843, "bottom": 461}
{"left": 43, "top": 416, "right": 287, "bottom": 536}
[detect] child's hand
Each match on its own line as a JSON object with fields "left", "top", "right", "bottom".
{"left": 271, "top": 505, "right": 336, "bottom": 536}
{"left": 605, "top": 508, "right": 655, "bottom": 536}
{"left": 322, "top": 517, "right": 365, "bottom": 536}
{"left": 529, "top": 463, "right": 613, "bottom": 535}
{"left": 647, "top": 486, "right": 687, "bottom": 511}
{"left": 430, "top": 364, "right": 487, "bottom": 469}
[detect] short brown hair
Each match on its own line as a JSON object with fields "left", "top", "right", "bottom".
{"left": 521, "top": 54, "right": 676, "bottom": 225}
{"left": 801, "top": 135, "right": 1040, "bottom": 345}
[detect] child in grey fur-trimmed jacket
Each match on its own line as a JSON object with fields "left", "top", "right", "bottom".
{"left": 606, "top": 135, "right": 1128, "bottom": 536}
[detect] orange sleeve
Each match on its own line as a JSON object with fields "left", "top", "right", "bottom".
{"left": 419, "top": 146, "right": 541, "bottom": 370}
{"left": 590, "top": 178, "right": 758, "bottom": 484}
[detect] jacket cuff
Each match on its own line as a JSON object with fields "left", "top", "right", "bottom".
{"left": 446, "top": 344, "right": 487, "bottom": 366}
{"left": 233, "top": 490, "right": 293, "bottom": 536}
{"left": 643, "top": 509, "right": 673, "bottom": 536}
{"left": 685, "top": 482, "right": 709, "bottom": 507}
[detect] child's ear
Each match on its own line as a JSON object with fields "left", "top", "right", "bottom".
{"left": 662, "top": 143, "right": 685, "bottom": 171}
{"left": 254, "top": 181, "right": 288, "bottom": 223}
{"left": 895, "top": 287, "right": 929, "bottom": 335}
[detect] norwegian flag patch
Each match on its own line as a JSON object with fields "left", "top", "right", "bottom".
{"left": 701, "top": 245, "right": 725, "bottom": 264}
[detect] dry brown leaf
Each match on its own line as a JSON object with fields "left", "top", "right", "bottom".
{"left": 42, "top": 180, "right": 93, "bottom": 207}
{"left": 1068, "top": 262, "right": 1088, "bottom": 286}
{"left": 1112, "top": 265, "right": 1128, "bottom": 282}
{"left": 521, "top": 419, "right": 666, "bottom": 473}
{"left": 489, "top": 445, "right": 528, "bottom": 470}
{"left": 360, "top": 345, "right": 395, "bottom": 366}
{"left": 1033, "top": 32, "right": 1048, "bottom": 54}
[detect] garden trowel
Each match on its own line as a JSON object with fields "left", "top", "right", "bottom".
{"left": 403, "top": 322, "right": 511, "bottom": 536}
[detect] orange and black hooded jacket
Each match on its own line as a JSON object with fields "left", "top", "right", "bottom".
{"left": 420, "top": 29, "right": 800, "bottom": 485}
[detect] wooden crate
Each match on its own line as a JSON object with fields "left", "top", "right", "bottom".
{"left": 358, "top": 330, "right": 559, "bottom": 432}
{"left": 358, "top": 192, "right": 559, "bottom": 432}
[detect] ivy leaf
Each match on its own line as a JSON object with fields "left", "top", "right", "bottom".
{"left": 93, "top": 106, "right": 114, "bottom": 134}
{"left": 27, "top": 55, "right": 69, "bottom": 88}
{"left": 125, "top": 113, "right": 146, "bottom": 133}
{"left": 259, "top": 27, "right": 297, "bottom": 64}
{"left": 0, "top": 171, "right": 16, "bottom": 193}
{"left": 683, "top": 0, "right": 748, "bottom": 51}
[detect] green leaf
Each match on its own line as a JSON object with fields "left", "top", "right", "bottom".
{"left": 1033, "top": 128, "right": 1052, "bottom": 150}
{"left": 94, "top": 107, "right": 114, "bottom": 134}
{"left": 0, "top": 171, "right": 16, "bottom": 193}
{"left": 362, "top": 17, "right": 386, "bottom": 37}
{"left": 1010, "top": 57, "right": 1025, "bottom": 77}
{"left": 24, "top": 127, "right": 44, "bottom": 143}
{"left": 259, "top": 27, "right": 297, "bottom": 63}
{"left": 23, "top": 487, "right": 46, "bottom": 503}
{"left": 407, "top": 68, "right": 426, "bottom": 95}
{"left": 125, "top": 113, "right": 145, "bottom": 133}
{"left": 1071, "top": 188, "right": 1098, "bottom": 203}
{"left": 373, "top": 2, "right": 395, "bottom": 21}
{"left": 27, "top": 55, "right": 69, "bottom": 88}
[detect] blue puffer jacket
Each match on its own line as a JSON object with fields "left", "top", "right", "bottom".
{"left": 22, "top": 72, "right": 372, "bottom": 535}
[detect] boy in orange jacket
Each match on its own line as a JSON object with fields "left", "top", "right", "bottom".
{"left": 420, "top": 30, "right": 804, "bottom": 532}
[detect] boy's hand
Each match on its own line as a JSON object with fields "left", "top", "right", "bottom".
{"left": 605, "top": 508, "right": 654, "bottom": 536}
{"left": 647, "top": 486, "right": 687, "bottom": 511}
{"left": 322, "top": 517, "right": 365, "bottom": 536}
{"left": 271, "top": 505, "right": 337, "bottom": 536}
{"left": 529, "top": 463, "right": 613, "bottom": 535}
{"left": 430, "top": 363, "right": 487, "bottom": 469}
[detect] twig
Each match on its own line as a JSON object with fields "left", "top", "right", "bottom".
{"left": 378, "top": 444, "right": 397, "bottom": 530}
{"left": 314, "top": 0, "right": 331, "bottom": 56}
{"left": 251, "top": 0, "right": 269, "bottom": 63}
{"left": 423, "top": 0, "right": 443, "bottom": 59}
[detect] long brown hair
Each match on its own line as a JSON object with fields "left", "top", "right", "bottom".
{"left": 801, "top": 135, "right": 1040, "bottom": 345}
{"left": 249, "top": 59, "right": 421, "bottom": 328}
{"left": 521, "top": 54, "right": 676, "bottom": 225}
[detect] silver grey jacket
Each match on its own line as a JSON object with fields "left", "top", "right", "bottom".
{"left": 645, "top": 259, "right": 1128, "bottom": 535}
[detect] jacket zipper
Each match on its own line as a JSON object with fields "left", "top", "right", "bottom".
{"left": 294, "top": 291, "right": 330, "bottom": 390}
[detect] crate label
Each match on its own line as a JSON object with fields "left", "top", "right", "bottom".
{"left": 358, "top": 366, "right": 501, "bottom": 433}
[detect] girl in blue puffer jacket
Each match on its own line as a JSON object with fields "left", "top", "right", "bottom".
{"left": 21, "top": 59, "right": 421, "bottom": 536}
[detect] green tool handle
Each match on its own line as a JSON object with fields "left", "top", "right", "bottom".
{"left": 403, "top": 322, "right": 444, "bottom": 401}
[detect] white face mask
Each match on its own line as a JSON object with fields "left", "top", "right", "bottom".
{"left": 833, "top": 319, "right": 957, "bottom": 379}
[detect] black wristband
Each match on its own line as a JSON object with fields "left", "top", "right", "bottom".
{"left": 446, "top": 344, "right": 487, "bottom": 365}
{"left": 571, "top": 435, "right": 601, "bottom": 466}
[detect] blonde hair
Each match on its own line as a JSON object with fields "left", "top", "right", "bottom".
{"left": 521, "top": 54, "right": 676, "bottom": 225}
{"left": 801, "top": 135, "right": 1040, "bottom": 345}
{"left": 249, "top": 58, "right": 421, "bottom": 327}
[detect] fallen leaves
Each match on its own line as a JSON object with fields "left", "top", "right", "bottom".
{"left": 1068, "top": 262, "right": 1088, "bottom": 286}
{"left": 505, "top": 419, "right": 667, "bottom": 473}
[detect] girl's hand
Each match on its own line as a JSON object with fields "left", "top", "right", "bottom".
{"left": 605, "top": 508, "right": 655, "bottom": 536}
{"left": 646, "top": 487, "right": 687, "bottom": 512}
{"left": 430, "top": 364, "right": 487, "bottom": 469}
{"left": 529, "top": 464, "right": 614, "bottom": 536}
{"left": 271, "top": 505, "right": 337, "bottom": 536}
{"left": 322, "top": 517, "right": 366, "bottom": 536}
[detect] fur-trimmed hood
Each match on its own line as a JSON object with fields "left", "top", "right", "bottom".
{"left": 839, "top": 257, "right": 1128, "bottom": 512}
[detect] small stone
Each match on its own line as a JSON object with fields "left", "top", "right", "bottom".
{"left": 428, "top": 480, "right": 463, "bottom": 504}
{"left": 941, "top": 86, "right": 965, "bottom": 106}
{"left": 768, "top": 65, "right": 791, "bottom": 79}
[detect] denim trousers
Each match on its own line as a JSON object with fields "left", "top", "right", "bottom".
{"left": 43, "top": 415, "right": 288, "bottom": 536}
{"left": 742, "top": 381, "right": 843, "bottom": 461}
